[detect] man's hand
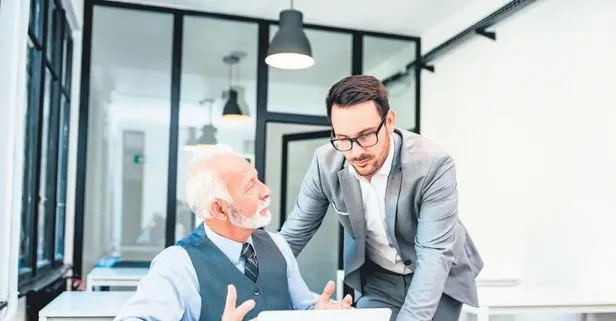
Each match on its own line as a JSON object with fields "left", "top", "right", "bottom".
{"left": 222, "top": 284, "right": 257, "bottom": 321}
{"left": 315, "top": 281, "right": 353, "bottom": 310}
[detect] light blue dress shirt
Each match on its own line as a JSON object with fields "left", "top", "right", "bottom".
{"left": 114, "top": 225, "right": 317, "bottom": 321}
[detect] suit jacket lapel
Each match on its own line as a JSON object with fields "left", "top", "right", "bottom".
{"left": 337, "top": 169, "right": 366, "bottom": 245}
{"left": 385, "top": 133, "right": 403, "bottom": 253}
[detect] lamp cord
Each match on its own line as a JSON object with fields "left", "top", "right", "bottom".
{"left": 290, "top": 0, "right": 293, "bottom": 9}
{"left": 228, "top": 63, "right": 232, "bottom": 90}
{"left": 208, "top": 101, "right": 212, "bottom": 125}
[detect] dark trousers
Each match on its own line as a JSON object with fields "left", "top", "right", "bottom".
{"left": 355, "top": 261, "right": 462, "bottom": 321}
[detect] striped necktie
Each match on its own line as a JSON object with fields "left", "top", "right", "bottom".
{"left": 241, "top": 242, "right": 259, "bottom": 283}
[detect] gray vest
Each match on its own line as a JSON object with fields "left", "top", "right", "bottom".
{"left": 176, "top": 224, "right": 293, "bottom": 321}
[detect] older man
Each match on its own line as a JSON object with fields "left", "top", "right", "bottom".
{"left": 115, "top": 145, "right": 351, "bottom": 321}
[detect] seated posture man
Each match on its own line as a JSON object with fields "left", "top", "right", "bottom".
{"left": 115, "top": 145, "right": 351, "bottom": 321}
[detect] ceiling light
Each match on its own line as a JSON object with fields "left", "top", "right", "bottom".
{"left": 266, "top": 2, "right": 314, "bottom": 70}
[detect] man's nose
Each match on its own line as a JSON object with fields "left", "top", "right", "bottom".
{"left": 349, "top": 143, "right": 365, "bottom": 158}
{"left": 259, "top": 181, "right": 271, "bottom": 199}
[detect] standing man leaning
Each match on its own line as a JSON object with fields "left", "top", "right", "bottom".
{"left": 279, "top": 75, "right": 483, "bottom": 321}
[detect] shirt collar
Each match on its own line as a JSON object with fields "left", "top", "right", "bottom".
{"left": 202, "top": 224, "right": 253, "bottom": 265}
{"left": 348, "top": 134, "right": 395, "bottom": 179}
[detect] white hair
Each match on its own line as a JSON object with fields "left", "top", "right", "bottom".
{"left": 185, "top": 144, "right": 237, "bottom": 220}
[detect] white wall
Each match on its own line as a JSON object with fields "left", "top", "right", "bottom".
{"left": 421, "top": 0, "right": 510, "bottom": 55}
{"left": 0, "top": 0, "right": 30, "bottom": 319}
{"left": 422, "top": 0, "right": 616, "bottom": 320}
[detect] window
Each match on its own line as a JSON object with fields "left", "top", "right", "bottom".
{"left": 19, "top": 0, "right": 73, "bottom": 284}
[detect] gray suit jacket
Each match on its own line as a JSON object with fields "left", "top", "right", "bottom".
{"left": 279, "top": 128, "right": 484, "bottom": 320}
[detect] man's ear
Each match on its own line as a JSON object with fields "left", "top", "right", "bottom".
{"left": 386, "top": 109, "right": 396, "bottom": 133}
{"left": 209, "top": 199, "right": 229, "bottom": 220}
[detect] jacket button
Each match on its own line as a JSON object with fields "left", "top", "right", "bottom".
{"left": 404, "top": 260, "right": 411, "bottom": 266}
{"left": 253, "top": 289, "right": 260, "bottom": 296}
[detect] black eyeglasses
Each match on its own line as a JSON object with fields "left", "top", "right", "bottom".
{"left": 330, "top": 116, "right": 386, "bottom": 152}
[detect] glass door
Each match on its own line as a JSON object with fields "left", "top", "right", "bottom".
{"left": 265, "top": 124, "right": 344, "bottom": 298}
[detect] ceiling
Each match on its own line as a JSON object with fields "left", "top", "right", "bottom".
{"left": 113, "top": 0, "right": 475, "bottom": 36}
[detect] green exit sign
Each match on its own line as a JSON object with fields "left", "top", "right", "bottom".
{"left": 133, "top": 155, "right": 146, "bottom": 164}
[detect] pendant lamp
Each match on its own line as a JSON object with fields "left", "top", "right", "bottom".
{"left": 184, "top": 99, "right": 218, "bottom": 152}
{"left": 222, "top": 53, "right": 249, "bottom": 122}
{"left": 265, "top": 0, "right": 314, "bottom": 70}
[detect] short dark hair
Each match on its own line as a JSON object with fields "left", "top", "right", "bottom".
{"left": 325, "top": 75, "right": 390, "bottom": 121}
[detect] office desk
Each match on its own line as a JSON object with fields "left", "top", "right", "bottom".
{"left": 463, "top": 285, "right": 616, "bottom": 321}
{"left": 38, "top": 291, "right": 134, "bottom": 321}
{"left": 86, "top": 267, "right": 148, "bottom": 291}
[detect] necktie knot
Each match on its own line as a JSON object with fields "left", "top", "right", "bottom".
{"left": 241, "top": 242, "right": 259, "bottom": 283}
{"left": 241, "top": 242, "right": 255, "bottom": 259}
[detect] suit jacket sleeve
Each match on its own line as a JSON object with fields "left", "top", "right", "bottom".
{"left": 278, "top": 153, "right": 330, "bottom": 257}
{"left": 398, "top": 153, "right": 458, "bottom": 321}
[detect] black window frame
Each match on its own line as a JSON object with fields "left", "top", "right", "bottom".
{"left": 19, "top": 0, "right": 74, "bottom": 288}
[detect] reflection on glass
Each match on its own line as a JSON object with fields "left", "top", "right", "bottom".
{"left": 55, "top": 95, "right": 70, "bottom": 260}
{"left": 46, "top": 0, "right": 56, "bottom": 62}
{"left": 363, "top": 36, "right": 417, "bottom": 131}
{"left": 83, "top": 7, "right": 173, "bottom": 273}
{"left": 176, "top": 16, "right": 258, "bottom": 239}
{"left": 62, "top": 30, "right": 72, "bottom": 90}
{"left": 264, "top": 122, "right": 336, "bottom": 293}
{"left": 37, "top": 67, "right": 53, "bottom": 266}
{"left": 268, "top": 27, "right": 352, "bottom": 116}
{"left": 20, "top": 40, "right": 38, "bottom": 274}
{"left": 29, "top": 0, "right": 43, "bottom": 42}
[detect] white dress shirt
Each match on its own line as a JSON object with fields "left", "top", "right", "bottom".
{"left": 114, "top": 225, "right": 317, "bottom": 321}
{"left": 348, "top": 134, "right": 411, "bottom": 274}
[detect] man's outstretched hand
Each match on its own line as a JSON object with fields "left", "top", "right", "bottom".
{"left": 222, "top": 284, "right": 257, "bottom": 321}
{"left": 223, "top": 281, "right": 351, "bottom": 321}
{"left": 315, "top": 281, "right": 353, "bottom": 310}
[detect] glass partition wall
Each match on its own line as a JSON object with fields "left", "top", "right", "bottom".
{"left": 176, "top": 16, "right": 259, "bottom": 241}
{"left": 83, "top": 6, "right": 174, "bottom": 273}
{"left": 76, "top": 1, "right": 419, "bottom": 293}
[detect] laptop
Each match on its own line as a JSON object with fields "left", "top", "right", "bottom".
{"left": 258, "top": 308, "right": 392, "bottom": 321}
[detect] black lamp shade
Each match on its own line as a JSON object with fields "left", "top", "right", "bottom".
{"left": 266, "top": 9, "right": 314, "bottom": 70}
{"left": 183, "top": 125, "right": 217, "bottom": 152}
{"left": 222, "top": 89, "right": 249, "bottom": 121}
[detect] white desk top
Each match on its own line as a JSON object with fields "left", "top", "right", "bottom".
{"left": 39, "top": 291, "right": 134, "bottom": 317}
{"left": 478, "top": 285, "right": 616, "bottom": 307}
{"left": 87, "top": 267, "right": 149, "bottom": 280}
{"left": 466, "top": 285, "right": 616, "bottom": 313}
{"left": 475, "top": 277, "right": 520, "bottom": 287}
